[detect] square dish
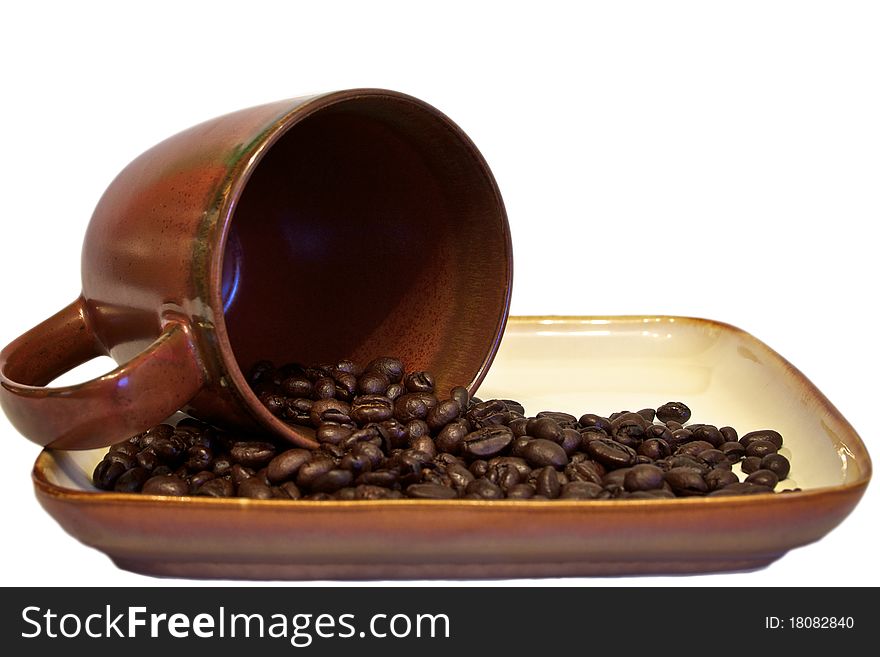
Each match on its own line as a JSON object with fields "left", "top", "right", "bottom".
{"left": 32, "top": 316, "right": 871, "bottom": 579}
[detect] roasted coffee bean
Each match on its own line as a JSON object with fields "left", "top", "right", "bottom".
{"left": 104, "top": 451, "right": 137, "bottom": 470}
{"left": 238, "top": 477, "right": 274, "bottom": 499}
{"left": 312, "top": 377, "right": 337, "bottom": 400}
{"left": 462, "top": 426, "right": 514, "bottom": 459}
{"left": 698, "top": 449, "right": 729, "bottom": 468}
{"left": 745, "top": 469, "right": 779, "bottom": 489}
{"left": 426, "top": 399, "right": 462, "bottom": 432}
{"left": 406, "top": 419, "right": 431, "bottom": 441}
{"left": 356, "top": 470, "right": 399, "bottom": 488}
{"left": 664, "top": 467, "right": 709, "bottom": 496}
{"left": 656, "top": 401, "right": 691, "bottom": 424}
{"left": 467, "top": 459, "right": 488, "bottom": 479}
{"left": 365, "top": 357, "right": 405, "bottom": 383}
{"left": 450, "top": 386, "right": 470, "bottom": 411}
{"left": 510, "top": 435, "right": 531, "bottom": 457}
{"left": 533, "top": 466, "right": 562, "bottom": 499}
{"left": 506, "top": 483, "right": 536, "bottom": 499}
{"left": 348, "top": 395, "right": 393, "bottom": 424}
{"left": 281, "top": 376, "right": 312, "bottom": 398}
{"left": 311, "top": 469, "right": 354, "bottom": 493}
{"left": 152, "top": 437, "right": 185, "bottom": 462}
{"left": 310, "top": 399, "right": 351, "bottom": 426}
{"left": 358, "top": 371, "right": 389, "bottom": 396}
{"left": 283, "top": 397, "right": 313, "bottom": 425}
{"left": 410, "top": 435, "right": 438, "bottom": 459}
{"left": 740, "top": 455, "right": 763, "bottom": 475}
{"left": 258, "top": 392, "right": 286, "bottom": 416}
{"left": 136, "top": 448, "right": 162, "bottom": 471}
{"left": 745, "top": 439, "right": 778, "bottom": 459}
{"left": 314, "top": 422, "right": 351, "bottom": 445}
{"left": 352, "top": 484, "right": 391, "bottom": 500}
{"left": 188, "top": 470, "right": 216, "bottom": 492}
{"left": 578, "top": 414, "right": 613, "bottom": 434}
{"left": 508, "top": 417, "right": 530, "bottom": 437}
{"left": 664, "top": 455, "right": 710, "bottom": 474}
{"left": 435, "top": 419, "right": 469, "bottom": 454}
{"left": 708, "top": 482, "right": 773, "bottom": 496}
{"left": 587, "top": 438, "right": 637, "bottom": 470}
{"left": 93, "top": 459, "right": 127, "bottom": 490}
{"left": 527, "top": 417, "right": 563, "bottom": 443}
{"left": 565, "top": 460, "right": 604, "bottom": 485}
{"left": 502, "top": 400, "right": 526, "bottom": 415}
{"left": 719, "top": 426, "right": 738, "bottom": 442}
{"left": 296, "top": 458, "right": 336, "bottom": 488}
{"left": 741, "top": 429, "right": 783, "bottom": 450}
{"left": 761, "top": 453, "right": 791, "bottom": 480}
{"left": 404, "top": 371, "right": 435, "bottom": 394}
{"left": 624, "top": 464, "right": 665, "bottom": 491}
{"left": 372, "top": 421, "right": 408, "bottom": 451}
{"left": 333, "top": 360, "right": 362, "bottom": 377}
{"left": 675, "top": 440, "right": 716, "bottom": 458}
{"left": 487, "top": 463, "right": 521, "bottom": 490}
{"left": 446, "top": 463, "right": 475, "bottom": 491}
{"left": 601, "top": 468, "right": 630, "bottom": 490}
{"left": 693, "top": 425, "right": 724, "bottom": 448}
{"left": 407, "top": 483, "right": 457, "bottom": 499}
{"left": 196, "top": 477, "right": 235, "bottom": 497}
{"left": 611, "top": 414, "right": 646, "bottom": 448}
{"left": 559, "top": 428, "right": 582, "bottom": 456}
{"left": 705, "top": 467, "right": 740, "bottom": 490}
{"left": 109, "top": 441, "right": 139, "bottom": 457}
{"left": 720, "top": 441, "right": 746, "bottom": 462}
{"left": 638, "top": 438, "right": 671, "bottom": 460}
{"left": 669, "top": 428, "right": 694, "bottom": 448}
{"left": 521, "top": 439, "right": 568, "bottom": 469}
{"left": 248, "top": 360, "right": 276, "bottom": 386}
{"left": 113, "top": 467, "right": 149, "bottom": 493}
{"left": 333, "top": 373, "right": 358, "bottom": 402}
{"left": 467, "top": 399, "right": 509, "bottom": 428}
{"left": 184, "top": 445, "right": 213, "bottom": 472}
{"left": 142, "top": 475, "right": 189, "bottom": 496}
{"left": 636, "top": 408, "right": 656, "bottom": 423}
{"left": 394, "top": 393, "right": 436, "bottom": 422}
{"left": 560, "top": 481, "right": 604, "bottom": 499}
{"left": 465, "top": 478, "right": 504, "bottom": 499}
{"left": 230, "top": 441, "right": 276, "bottom": 468}
{"left": 267, "top": 449, "right": 311, "bottom": 483}
{"left": 536, "top": 410, "right": 578, "bottom": 427}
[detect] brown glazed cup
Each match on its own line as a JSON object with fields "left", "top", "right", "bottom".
{"left": 0, "top": 89, "right": 512, "bottom": 450}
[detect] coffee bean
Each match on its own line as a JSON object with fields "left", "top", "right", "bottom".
{"left": 334, "top": 373, "right": 358, "bottom": 402}
{"left": 467, "top": 399, "right": 509, "bottom": 428}
{"left": 296, "top": 458, "right": 336, "bottom": 488}
{"left": 426, "top": 399, "right": 462, "bottom": 432}
{"left": 284, "top": 397, "right": 313, "bottom": 425}
{"left": 93, "top": 459, "right": 127, "bottom": 490}
{"left": 465, "top": 478, "right": 504, "bottom": 499}
{"left": 560, "top": 481, "right": 604, "bottom": 499}
{"left": 745, "top": 439, "right": 778, "bottom": 459}
{"left": 502, "top": 400, "right": 526, "bottom": 415}
{"left": 697, "top": 449, "right": 729, "bottom": 468}
{"left": 741, "top": 429, "right": 783, "bottom": 450}
{"left": 587, "top": 438, "right": 637, "bottom": 470}
{"left": 559, "top": 428, "right": 582, "bottom": 456}
{"left": 281, "top": 376, "right": 312, "bottom": 398}
{"left": 533, "top": 466, "right": 562, "bottom": 499}
{"left": 113, "top": 467, "right": 149, "bottom": 493}
{"left": 693, "top": 425, "right": 724, "bottom": 448}
{"left": 435, "top": 419, "right": 469, "bottom": 454}
{"left": 356, "top": 470, "right": 399, "bottom": 488}
{"left": 267, "top": 449, "right": 311, "bottom": 483}
{"left": 705, "top": 467, "right": 740, "bottom": 490}
{"left": 720, "top": 441, "right": 746, "bottom": 462}
{"left": 745, "top": 469, "right": 779, "bottom": 489}
{"left": 719, "top": 426, "right": 738, "bottom": 442}
{"left": 527, "top": 417, "right": 563, "bottom": 443}
{"left": 358, "top": 371, "right": 389, "bottom": 396}
{"left": 365, "top": 357, "right": 405, "bottom": 383}
{"left": 310, "top": 399, "right": 352, "bottom": 426}
{"left": 578, "top": 414, "right": 613, "bottom": 433}
{"left": 450, "top": 386, "right": 470, "bottom": 411}
{"left": 521, "top": 439, "right": 568, "bottom": 469}
{"left": 462, "top": 426, "right": 514, "bottom": 459}
{"left": 506, "top": 483, "right": 536, "bottom": 499}
{"left": 404, "top": 371, "right": 435, "bottom": 394}
{"left": 638, "top": 438, "right": 671, "bottom": 460}
{"left": 311, "top": 469, "right": 354, "bottom": 493}
{"left": 312, "top": 377, "right": 337, "bottom": 400}
{"left": 675, "top": 440, "right": 716, "bottom": 458}
{"left": 708, "top": 482, "right": 774, "bottom": 496}
{"left": 624, "top": 464, "right": 665, "bottom": 491}
{"left": 230, "top": 441, "right": 276, "bottom": 468}
{"left": 258, "top": 392, "right": 286, "bottom": 416}
{"left": 238, "top": 477, "right": 274, "bottom": 499}
{"left": 196, "top": 478, "right": 234, "bottom": 497}
{"left": 664, "top": 468, "right": 708, "bottom": 496}
{"left": 406, "top": 483, "right": 457, "bottom": 499}
{"left": 656, "top": 401, "right": 691, "bottom": 424}
{"left": 565, "top": 460, "right": 604, "bottom": 485}
{"left": 142, "top": 475, "right": 189, "bottom": 496}
{"left": 740, "top": 455, "right": 762, "bottom": 475}
{"left": 536, "top": 410, "right": 578, "bottom": 427}
{"left": 394, "top": 393, "right": 435, "bottom": 422}
{"left": 761, "top": 453, "right": 791, "bottom": 480}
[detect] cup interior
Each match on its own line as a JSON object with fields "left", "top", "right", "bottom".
{"left": 219, "top": 93, "right": 511, "bottom": 401}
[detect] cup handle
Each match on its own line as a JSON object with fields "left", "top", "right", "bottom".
{"left": 0, "top": 297, "right": 205, "bottom": 449}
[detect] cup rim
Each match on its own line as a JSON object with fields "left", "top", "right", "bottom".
{"left": 208, "top": 88, "right": 512, "bottom": 448}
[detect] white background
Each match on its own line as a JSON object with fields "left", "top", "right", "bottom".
{"left": 1, "top": 1, "right": 877, "bottom": 587}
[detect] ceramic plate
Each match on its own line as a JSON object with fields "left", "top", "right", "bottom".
{"left": 32, "top": 316, "right": 871, "bottom": 579}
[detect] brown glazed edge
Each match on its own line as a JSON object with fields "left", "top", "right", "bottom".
{"left": 29, "top": 316, "right": 871, "bottom": 579}
{"left": 203, "top": 89, "right": 513, "bottom": 449}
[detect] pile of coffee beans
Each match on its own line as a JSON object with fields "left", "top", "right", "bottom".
{"left": 92, "top": 357, "right": 796, "bottom": 500}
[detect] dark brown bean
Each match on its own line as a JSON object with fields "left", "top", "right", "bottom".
{"left": 521, "top": 439, "right": 568, "bottom": 469}
{"left": 267, "top": 449, "right": 312, "bottom": 484}
{"left": 426, "top": 399, "right": 462, "bottom": 432}
{"left": 406, "top": 483, "right": 457, "bottom": 499}
{"left": 230, "top": 441, "right": 276, "bottom": 468}
{"left": 587, "top": 438, "right": 637, "bottom": 470}
{"left": 462, "top": 426, "right": 514, "bottom": 459}
{"left": 142, "top": 475, "right": 189, "bottom": 496}
{"left": 624, "top": 464, "right": 665, "bottom": 491}
{"left": 740, "top": 429, "right": 783, "bottom": 450}
{"left": 238, "top": 477, "right": 274, "bottom": 499}
{"left": 365, "top": 357, "right": 404, "bottom": 383}
{"left": 664, "top": 467, "right": 709, "bottom": 496}
{"left": 745, "top": 469, "right": 779, "bottom": 489}
{"left": 656, "top": 401, "right": 691, "bottom": 424}
{"left": 745, "top": 439, "right": 778, "bottom": 459}
{"left": 560, "top": 481, "right": 604, "bottom": 499}
{"left": 761, "top": 453, "right": 791, "bottom": 480}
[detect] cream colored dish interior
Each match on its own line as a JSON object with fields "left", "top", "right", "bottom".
{"left": 43, "top": 316, "right": 866, "bottom": 493}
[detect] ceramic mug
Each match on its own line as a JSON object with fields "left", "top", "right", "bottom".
{"left": 0, "top": 89, "right": 512, "bottom": 450}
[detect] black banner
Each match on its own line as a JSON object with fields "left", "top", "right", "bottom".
{"left": 2, "top": 587, "right": 871, "bottom": 656}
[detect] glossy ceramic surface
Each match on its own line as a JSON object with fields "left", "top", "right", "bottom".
{"left": 0, "top": 90, "right": 512, "bottom": 450}
{"left": 32, "top": 316, "right": 871, "bottom": 579}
